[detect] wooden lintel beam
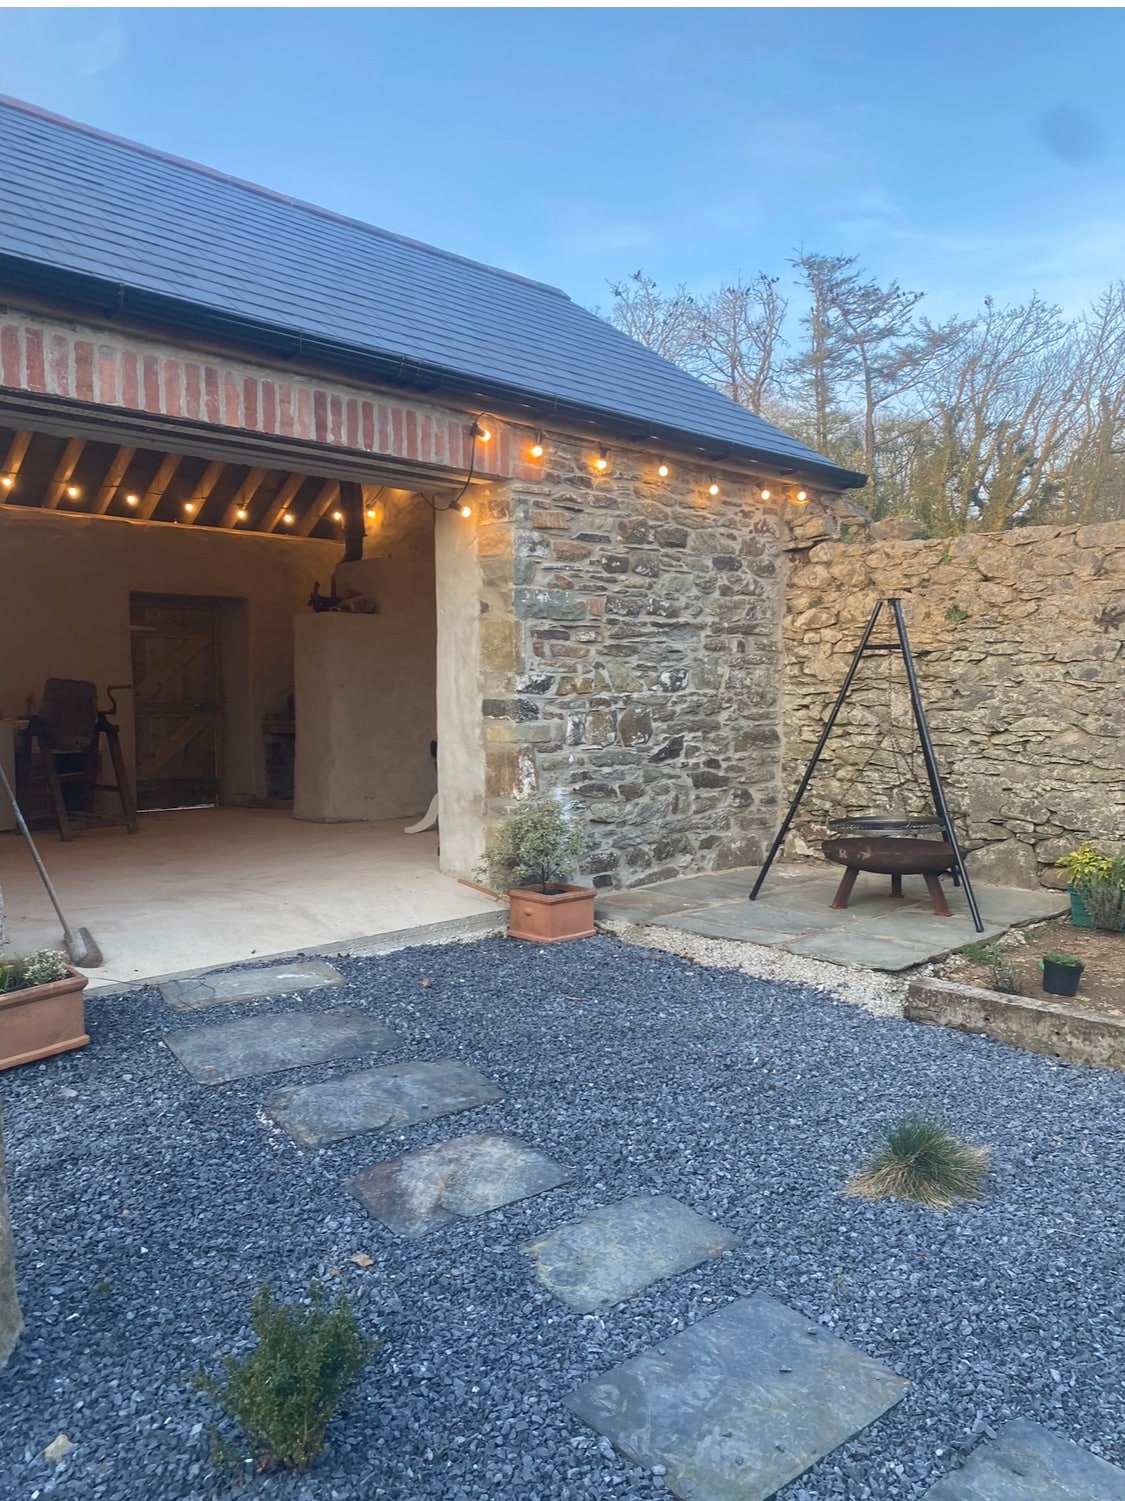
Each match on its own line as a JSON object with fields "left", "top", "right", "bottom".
{"left": 137, "top": 451, "right": 183, "bottom": 521}
{"left": 260, "top": 473, "right": 306, "bottom": 534}
{"left": 1, "top": 430, "right": 32, "bottom": 497}
{"left": 221, "top": 466, "right": 269, "bottom": 528}
{"left": 294, "top": 479, "right": 341, "bottom": 537}
{"left": 43, "top": 437, "right": 86, "bottom": 509}
{"left": 181, "top": 460, "right": 226, "bottom": 525}
{"left": 92, "top": 446, "right": 137, "bottom": 514}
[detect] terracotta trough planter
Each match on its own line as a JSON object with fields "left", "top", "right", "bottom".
{"left": 507, "top": 885, "right": 596, "bottom": 944}
{"left": 0, "top": 969, "right": 90, "bottom": 1071}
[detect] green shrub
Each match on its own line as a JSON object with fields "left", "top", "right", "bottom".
{"left": 1056, "top": 842, "right": 1125, "bottom": 931}
{"left": 1042, "top": 951, "right": 1082, "bottom": 967}
{"left": 844, "top": 1117, "right": 990, "bottom": 1210}
{"left": 480, "top": 794, "right": 589, "bottom": 893}
{"left": 196, "top": 1283, "right": 378, "bottom": 1473}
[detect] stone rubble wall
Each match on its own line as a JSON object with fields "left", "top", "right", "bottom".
{"left": 782, "top": 516, "right": 1125, "bottom": 888}
{"left": 475, "top": 437, "right": 789, "bottom": 887}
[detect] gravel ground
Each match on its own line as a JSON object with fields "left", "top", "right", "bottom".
{"left": 2, "top": 933, "right": 1123, "bottom": 1501}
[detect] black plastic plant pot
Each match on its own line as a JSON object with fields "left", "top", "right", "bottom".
{"left": 1042, "top": 958, "right": 1084, "bottom": 997}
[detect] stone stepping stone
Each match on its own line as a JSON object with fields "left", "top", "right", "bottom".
{"left": 523, "top": 1194, "right": 737, "bottom": 1313}
{"left": 161, "top": 960, "right": 346, "bottom": 1012}
{"left": 164, "top": 1009, "right": 398, "bottom": 1085}
{"left": 263, "top": 1059, "right": 504, "bottom": 1147}
{"left": 923, "top": 1419, "right": 1125, "bottom": 1500}
{"left": 350, "top": 1131, "right": 571, "bottom": 1237}
{"left": 566, "top": 1291, "right": 908, "bottom": 1501}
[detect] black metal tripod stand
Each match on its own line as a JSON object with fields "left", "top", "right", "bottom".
{"left": 750, "top": 596, "right": 984, "bottom": 932}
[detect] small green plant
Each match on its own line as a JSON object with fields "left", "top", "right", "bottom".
{"left": 945, "top": 604, "right": 970, "bottom": 626}
{"left": 1041, "top": 951, "right": 1082, "bottom": 968}
{"left": 0, "top": 950, "right": 69, "bottom": 993}
{"left": 196, "top": 1283, "right": 377, "bottom": 1473}
{"left": 959, "top": 940, "right": 1020, "bottom": 995}
{"left": 479, "top": 794, "right": 589, "bottom": 894}
{"left": 845, "top": 1117, "right": 990, "bottom": 1210}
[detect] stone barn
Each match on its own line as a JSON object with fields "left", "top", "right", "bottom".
{"left": 0, "top": 97, "right": 862, "bottom": 978}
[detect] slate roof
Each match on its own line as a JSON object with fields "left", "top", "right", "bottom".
{"left": 0, "top": 97, "right": 864, "bottom": 489}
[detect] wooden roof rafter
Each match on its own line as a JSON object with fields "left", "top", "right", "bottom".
{"left": 294, "top": 479, "right": 340, "bottom": 537}
{"left": 92, "top": 446, "right": 137, "bottom": 514}
{"left": 137, "top": 451, "right": 183, "bottom": 521}
{"left": 42, "top": 437, "right": 85, "bottom": 509}
{"left": 220, "top": 466, "right": 269, "bottom": 529}
{"left": 259, "top": 472, "right": 305, "bottom": 533}
{"left": 1, "top": 430, "right": 32, "bottom": 495}
{"left": 180, "top": 460, "right": 226, "bottom": 525}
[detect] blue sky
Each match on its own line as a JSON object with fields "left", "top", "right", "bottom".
{"left": 2, "top": 8, "right": 1124, "bottom": 321}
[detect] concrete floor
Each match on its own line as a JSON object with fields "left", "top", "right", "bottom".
{"left": 597, "top": 861, "right": 1069, "bottom": 972}
{"left": 0, "top": 808, "right": 501, "bottom": 990}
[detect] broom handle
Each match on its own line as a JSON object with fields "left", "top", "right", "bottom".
{"left": 0, "top": 757, "right": 74, "bottom": 936}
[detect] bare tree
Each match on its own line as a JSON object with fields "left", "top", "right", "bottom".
{"left": 606, "top": 271, "right": 701, "bottom": 365}
{"left": 691, "top": 275, "right": 787, "bottom": 413}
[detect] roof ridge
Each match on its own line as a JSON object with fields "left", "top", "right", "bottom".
{"left": 0, "top": 93, "right": 571, "bottom": 302}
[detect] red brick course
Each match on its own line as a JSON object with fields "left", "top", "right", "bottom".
{"left": 0, "top": 311, "right": 541, "bottom": 482}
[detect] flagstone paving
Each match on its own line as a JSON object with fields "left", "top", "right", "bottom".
{"left": 523, "top": 1194, "right": 737, "bottom": 1314}
{"left": 566, "top": 1291, "right": 909, "bottom": 1501}
{"left": 351, "top": 1131, "right": 572, "bottom": 1237}
{"left": 264, "top": 1059, "right": 505, "bottom": 1147}
{"left": 160, "top": 959, "right": 346, "bottom": 1011}
{"left": 923, "top": 1420, "right": 1125, "bottom": 1500}
{"left": 163, "top": 1008, "right": 398, "bottom": 1084}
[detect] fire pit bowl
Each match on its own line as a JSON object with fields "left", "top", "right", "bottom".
{"left": 821, "top": 836, "right": 956, "bottom": 917}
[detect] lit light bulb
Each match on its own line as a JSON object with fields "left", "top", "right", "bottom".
{"left": 365, "top": 508, "right": 377, "bottom": 521}
{"left": 1, "top": 476, "right": 13, "bottom": 489}
{"left": 530, "top": 433, "right": 545, "bottom": 459}
{"left": 460, "top": 503, "right": 472, "bottom": 519}
{"left": 235, "top": 507, "right": 248, "bottom": 521}
{"left": 472, "top": 422, "right": 492, "bottom": 443}
{"left": 594, "top": 448, "right": 609, "bottom": 472}
{"left": 657, "top": 463, "right": 669, "bottom": 479}
{"left": 65, "top": 485, "right": 80, "bottom": 499}
{"left": 282, "top": 512, "right": 295, "bottom": 526}
{"left": 708, "top": 481, "right": 720, "bottom": 497}
{"left": 332, "top": 509, "right": 344, "bottom": 522}
{"left": 795, "top": 488, "right": 809, "bottom": 504}
{"left": 183, "top": 501, "right": 195, "bottom": 515}
{"left": 125, "top": 494, "right": 139, "bottom": 507}
{"left": 760, "top": 487, "right": 771, "bottom": 501}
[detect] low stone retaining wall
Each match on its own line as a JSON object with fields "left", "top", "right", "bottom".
{"left": 906, "top": 975, "right": 1125, "bottom": 1069}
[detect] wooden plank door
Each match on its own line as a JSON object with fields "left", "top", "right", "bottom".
{"left": 130, "top": 594, "right": 222, "bottom": 810}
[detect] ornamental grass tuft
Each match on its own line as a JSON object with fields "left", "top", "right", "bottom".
{"left": 844, "top": 1117, "right": 990, "bottom": 1211}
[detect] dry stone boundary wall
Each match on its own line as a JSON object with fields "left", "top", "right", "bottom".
{"left": 783, "top": 516, "right": 1125, "bottom": 888}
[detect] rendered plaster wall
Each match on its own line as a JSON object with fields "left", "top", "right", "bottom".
{"left": 471, "top": 439, "right": 790, "bottom": 888}
{"left": 435, "top": 503, "right": 489, "bottom": 879}
{"left": 782, "top": 513, "right": 1125, "bottom": 888}
{"left": 295, "top": 491, "right": 437, "bottom": 823}
{"left": 0, "top": 506, "right": 337, "bottom": 800}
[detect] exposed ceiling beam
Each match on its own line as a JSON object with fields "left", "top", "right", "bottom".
{"left": 260, "top": 472, "right": 305, "bottom": 534}
{"left": 221, "top": 466, "right": 269, "bottom": 529}
{"left": 91, "top": 446, "right": 137, "bottom": 514}
{"left": 180, "top": 460, "right": 226, "bottom": 526}
{"left": 42, "top": 437, "right": 86, "bottom": 509}
{"left": 294, "top": 478, "right": 340, "bottom": 537}
{"left": 1, "top": 430, "right": 32, "bottom": 497}
{"left": 137, "top": 451, "right": 183, "bottom": 521}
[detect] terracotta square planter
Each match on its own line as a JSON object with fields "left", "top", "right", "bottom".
{"left": 0, "top": 968, "right": 90, "bottom": 1071}
{"left": 507, "top": 885, "right": 596, "bottom": 943}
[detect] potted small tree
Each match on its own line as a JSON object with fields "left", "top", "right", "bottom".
{"left": 0, "top": 950, "right": 90, "bottom": 1070}
{"left": 1041, "top": 951, "right": 1084, "bottom": 998}
{"left": 481, "top": 795, "right": 596, "bottom": 943}
{"left": 1055, "top": 842, "right": 1125, "bottom": 933}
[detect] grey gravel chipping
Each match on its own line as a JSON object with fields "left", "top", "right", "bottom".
{"left": 2, "top": 933, "right": 1123, "bottom": 1500}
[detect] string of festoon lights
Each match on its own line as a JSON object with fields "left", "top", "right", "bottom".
{"left": 0, "top": 416, "right": 812, "bottom": 520}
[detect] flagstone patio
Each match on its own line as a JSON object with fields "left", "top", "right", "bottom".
{"left": 596, "top": 862, "right": 1068, "bottom": 972}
